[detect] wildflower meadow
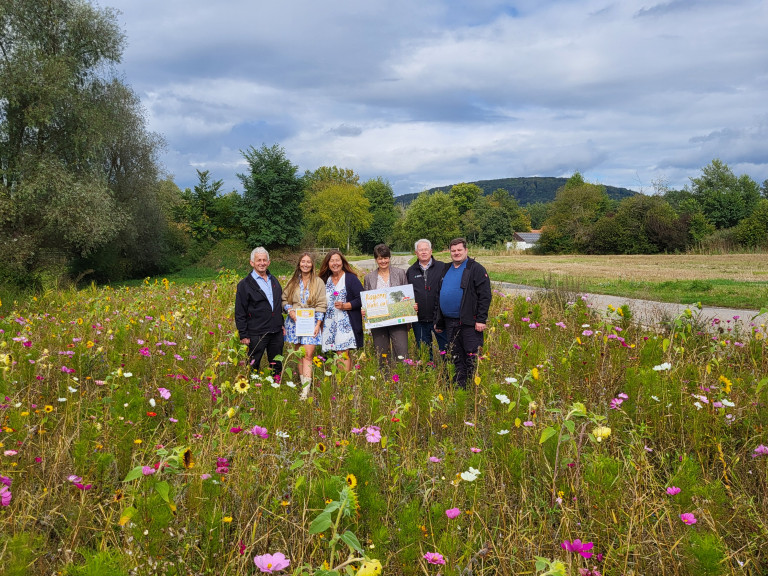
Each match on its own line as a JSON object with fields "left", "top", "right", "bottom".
{"left": 1, "top": 273, "right": 767, "bottom": 576}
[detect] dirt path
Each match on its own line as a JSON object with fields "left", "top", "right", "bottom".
{"left": 494, "top": 281, "right": 766, "bottom": 332}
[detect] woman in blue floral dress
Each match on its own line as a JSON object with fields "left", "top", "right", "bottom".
{"left": 282, "top": 253, "right": 327, "bottom": 398}
{"left": 319, "top": 250, "right": 364, "bottom": 371}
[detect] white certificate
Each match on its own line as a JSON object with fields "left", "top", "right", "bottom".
{"left": 295, "top": 308, "right": 316, "bottom": 337}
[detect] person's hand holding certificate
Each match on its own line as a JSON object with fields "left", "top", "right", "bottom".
{"left": 294, "top": 308, "right": 316, "bottom": 337}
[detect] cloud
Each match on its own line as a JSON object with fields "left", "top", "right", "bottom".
{"left": 107, "top": 0, "right": 768, "bottom": 194}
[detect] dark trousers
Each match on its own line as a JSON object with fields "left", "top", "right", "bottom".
{"left": 445, "top": 318, "right": 483, "bottom": 388}
{"left": 371, "top": 324, "right": 409, "bottom": 369}
{"left": 413, "top": 321, "right": 449, "bottom": 361}
{"left": 247, "top": 331, "right": 284, "bottom": 375}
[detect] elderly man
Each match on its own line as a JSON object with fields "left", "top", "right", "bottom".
{"left": 234, "top": 247, "right": 284, "bottom": 375}
{"left": 434, "top": 238, "right": 491, "bottom": 388}
{"left": 406, "top": 238, "right": 448, "bottom": 362}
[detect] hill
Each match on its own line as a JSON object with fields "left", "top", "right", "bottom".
{"left": 395, "top": 176, "right": 637, "bottom": 206}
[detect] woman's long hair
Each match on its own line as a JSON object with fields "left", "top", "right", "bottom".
{"left": 318, "top": 250, "right": 354, "bottom": 282}
{"left": 284, "top": 252, "right": 317, "bottom": 304}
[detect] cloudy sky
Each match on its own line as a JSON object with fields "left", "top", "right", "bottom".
{"left": 104, "top": 0, "right": 768, "bottom": 197}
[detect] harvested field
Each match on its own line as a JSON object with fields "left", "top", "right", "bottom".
{"left": 475, "top": 253, "right": 768, "bottom": 282}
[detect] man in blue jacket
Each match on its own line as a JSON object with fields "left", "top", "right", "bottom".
{"left": 234, "top": 247, "right": 284, "bottom": 375}
{"left": 406, "top": 238, "right": 448, "bottom": 362}
{"left": 434, "top": 238, "right": 492, "bottom": 388}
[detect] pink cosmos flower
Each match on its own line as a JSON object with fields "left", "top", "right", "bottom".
{"left": 562, "top": 539, "right": 594, "bottom": 559}
{"left": 445, "top": 507, "right": 461, "bottom": 519}
{"left": 610, "top": 398, "right": 623, "bottom": 410}
{"left": 523, "top": 421, "right": 534, "bottom": 427}
{"left": 428, "top": 456, "right": 442, "bottom": 463}
{"left": 424, "top": 552, "right": 445, "bottom": 565}
{"left": 253, "top": 552, "right": 290, "bottom": 573}
{"left": 470, "top": 447, "right": 481, "bottom": 453}
{"left": 680, "top": 513, "right": 697, "bottom": 525}
{"left": 392, "top": 374, "right": 400, "bottom": 382}
{"left": 365, "top": 426, "right": 382, "bottom": 443}
{"left": 230, "top": 427, "right": 243, "bottom": 434}
{"left": 158, "top": 387, "right": 171, "bottom": 400}
{"left": 142, "top": 466, "right": 156, "bottom": 476}
{"left": 67, "top": 475, "right": 82, "bottom": 483}
{"left": 753, "top": 444, "right": 768, "bottom": 458}
{"left": 666, "top": 486, "right": 681, "bottom": 496}
{"left": 247, "top": 425, "right": 269, "bottom": 439}
{"left": 0, "top": 485, "right": 11, "bottom": 506}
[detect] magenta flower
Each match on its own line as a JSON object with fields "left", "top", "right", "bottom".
{"left": 230, "top": 427, "right": 243, "bottom": 434}
{"left": 666, "top": 486, "right": 681, "bottom": 496}
{"left": 0, "top": 476, "right": 11, "bottom": 487}
{"left": 392, "top": 373, "right": 400, "bottom": 382}
{"left": 0, "top": 485, "right": 11, "bottom": 506}
{"left": 609, "top": 398, "right": 623, "bottom": 410}
{"left": 74, "top": 482, "right": 93, "bottom": 490}
{"left": 445, "top": 507, "right": 461, "bottom": 519}
{"left": 253, "top": 552, "right": 290, "bottom": 573}
{"left": 470, "top": 447, "right": 481, "bottom": 453}
{"left": 680, "top": 513, "right": 697, "bottom": 525}
{"left": 424, "top": 552, "right": 445, "bottom": 565}
{"left": 142, "top": 466, "right": 156, "bottom": 476}
{"left": 562, "top": 539, "right": 594, "bottom": 559}
{"left": 158, "top": 387, "right": 171, "bottom": 400}
{"left": 247, "top": 425, "right": 269, "bottom": 439}
{"left": 753, "top": 444, "right": 768, "bottom": 458}
{"left": 428, "top": 456, "right": 442, "bottom": 463}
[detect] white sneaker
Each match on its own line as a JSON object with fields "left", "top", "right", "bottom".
{"left": 299, "top": 384, "right": 311, "bottom": 401}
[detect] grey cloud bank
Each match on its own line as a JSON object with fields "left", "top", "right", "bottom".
{"left": 107, "top": 0, "right": 768, "bottom": 195}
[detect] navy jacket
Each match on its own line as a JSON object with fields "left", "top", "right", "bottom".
{"left": 434, "top": 258, "right": 492, "bottom": 329}
{"left": 406, "top": 259, "right": 447, "bottom": 323}
{"left": 234, "top": 271, "right": 284, "bottom": 339}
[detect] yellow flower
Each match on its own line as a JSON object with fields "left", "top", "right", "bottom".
{"left": 86, "top": 341, "right": 94, "bottom": 348}
{"left": 357, "top": 559, "right": 382, "bottom": 576}
{"left": 234, "top": 376, "right": 250, "bottom": 394}
{"left": 346, "top": 473, "right": 357, "bottom": 489}
{"left": 226, "top": 407, "right": 236, "bottom": 418}
{"left": 718, "top": 375, "right": 732, "bottom": 393}
{"left": 222, "top": 516, "right": 233, "bottom": 523}
{"left": 312, "top": 356, "right": 323, "bottom": 368}
{"left": 316, "top": 442, "right": 327, "bottom": 453}
{"left": 280, "top": 500, "right": 290, "bottom": 507}
{"left": 474, "top": 375, "right": 481, "bottom": 386}
{"left": 181, "top": 448, "right": 194, "bottom": 469}
{"left": 593, "top": 426, "right": 612, "bottom": 442}
{"left": 531, "top": 367, "right": 539, "bottom": 380}
{"left": 134, "top": 439, "right": 143, "bottom": 445}
{"left": 20, "top": 411, "right": 29, "bottom": 417}
{"left": 44, "top": 405, "right": 54, "bottom": 413}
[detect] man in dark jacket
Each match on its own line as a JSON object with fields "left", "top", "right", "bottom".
{"left": 406, "top": 238, "right": 448, "bottom": 362}
{"left": 234, "top": 247, "right": 284, "bottom": 375}
{"left": 434, "top": 238, "right": 492, "bottom": 388}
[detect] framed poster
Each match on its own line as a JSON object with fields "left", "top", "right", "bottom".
{"left": 361, "top": 284, "right": 418, "bottom": 330}
{"left": 294, "top": 308, "right": 316, "bottom": 337}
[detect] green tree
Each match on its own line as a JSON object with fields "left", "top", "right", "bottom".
{"left": 0, "top": 2, "right": 169, "bottom": 283}
{"left": 358, "top": 177, "right": 398, "bottom": 252}
{"left": 471, "top": 190, "right": 531, "bottom": 248}
{"left": 303, "top": 166, "right": 359, "bottom": 191}
{"left": 450, "top": 182, "right": 482, "bottom": 216}
{"left": 735, "top": 199, "right": 768, "bottom": 248}
{"left": 238, "top": 144, "right": 304, "bottom": 248}
{"left": 524, "top": 201, "right": 550, "bottom": 229}
{"left": 304, "top": 183, "right": 372, "bottom": 252}
{"left": 178, "top": 170, "right": 225, "bottom": 240}
{"left": 399, "top": 192, "right": 460, "bottom": 252}
{"left": 536, "top": 173, "right": 611, "bottom": 254}
{"left": 689, "top": 159, "right": 760, "bottom": 229}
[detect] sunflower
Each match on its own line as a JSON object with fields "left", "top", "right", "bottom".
{"left": 316, "top": 442, "right": 327, "bottom": 453}
{"left": 234, "top": 376, "right": 250, "bottom": 394}
{"left": 181, "top": 447, "right": 195, "bottom": 469}
{"left": 44, "top": 405, "right": 54, "bottom": 413}
{"left": 345, "top": 473, "right": 357, "bottom": 489}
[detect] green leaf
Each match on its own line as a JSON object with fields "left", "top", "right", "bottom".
{"left": 340, "top": 530, "right": 364, "bottom": 553}
{"left": 289, "top": 459, "right": 304, "bottom": 471}
{"left": 662, "top": 338, "right": 670, "bottom": 352}
{"left": 563, "top": 420, "right": 575, "bottom": 434}
{"left": 507, "top": 401, "right": 516, "bottom": 412}
{"left": 756, "top": 377, "right": 768, "bottom": 396}
{"left": 308, "top": 510, "right": 332, "bottom": 534}
{"left": 154, "top": 481, "right": 170, "bottom": 503}
{"left": 571, "top": 402, "right": 587, "bottom": 417}
{"left": 122, "top": 466, "right": 144, "bottom": 482}
{"left": 539, "top": 427, "right": 557, "bottom": 444}
{"left": 294, "top": 475, "right": 305, "bottom": 491}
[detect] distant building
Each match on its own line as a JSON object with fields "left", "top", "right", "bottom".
{"left": 507, "top": 230, "right": 541, "bottom": 250}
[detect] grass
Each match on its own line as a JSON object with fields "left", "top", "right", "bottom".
{"left": 1, "top": 266, "right": 767, "bottom": 576}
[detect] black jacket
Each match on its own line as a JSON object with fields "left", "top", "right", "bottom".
{"left": 406, "top": 258, "right": 447, "bottom": 323}
{"left": 234, "top": 272, "right": 284, "bottom": 339}
{"left": 434, "top": 258, "right": 492, "bottom": 329}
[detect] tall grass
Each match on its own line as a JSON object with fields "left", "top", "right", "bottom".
{"left": 0, "top": 275, "right": 767, "bottom": 575}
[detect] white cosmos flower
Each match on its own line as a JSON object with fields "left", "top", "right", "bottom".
{"left": 285, "top": 381, "right": 296, "bottom": 388}
{"left": 497, "top": 429, "right": 510, "bottom": 435}
{"left": 58, "top": 397, "right": 67, "bottom": 402}
{"left": 460, "top": 467, "right": 481, "bottom": 482}
{"left": 721, "top": 399, "right": 735, "bottom": 407}
{"left": 693, "top": 401, "right": 703, "bottom": 410}
{"left": 495, "top": 394, "right": 511, "bottom": 404}
{"left": 505, "top": 377, "right": 518, "bottom": 384}
{"left": 149, "top": 398, "right": 156, "bottom": 407}
{"left": 68, "top": 386, "right": 78, "bottom": 393}
{"left": 653, "top": 362, "right": 672, "bottom": 371}
{"left": 275, "top": 430, "right": 290, "bottom": 438}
